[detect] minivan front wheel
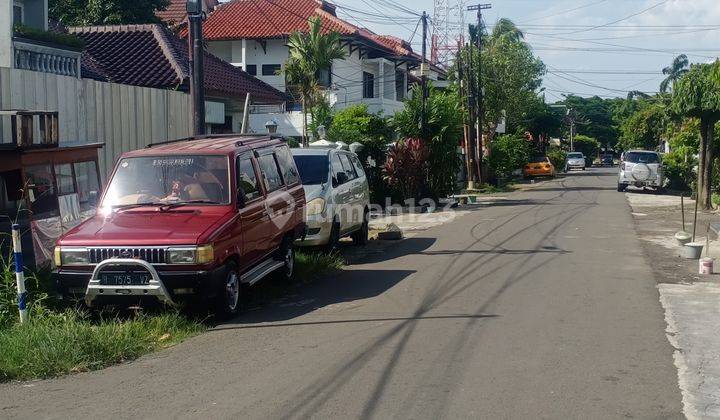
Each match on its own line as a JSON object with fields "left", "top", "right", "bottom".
{"left": 215, "top": 262, "right": 240, "bottom": 318}
{"left": 325, "top": 218, "right": 341, "bottom": 252}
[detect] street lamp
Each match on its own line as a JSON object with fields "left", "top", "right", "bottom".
{"left": 265, "top": 119, "right": 278, "bottom": 134}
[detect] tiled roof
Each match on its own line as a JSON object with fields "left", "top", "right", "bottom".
{"left": 200, "top": 0, "right": 416, "bottom": 59}
{"left": 156, "top": 0, "right": 219, "bottom": 26}
{"left": 70, "top": 24, "right": 286, "bottom": 103}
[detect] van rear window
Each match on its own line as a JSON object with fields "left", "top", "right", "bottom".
{"left": 625, "top": 152, "right": 660, "bottom": 164}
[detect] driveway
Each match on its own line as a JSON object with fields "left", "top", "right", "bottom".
{"left": 0, "top": 167, "right": 682, "bottom": 419}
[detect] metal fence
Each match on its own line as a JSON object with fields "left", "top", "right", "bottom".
{"left": 0, "top": 67, "right": 192, "bottom": 179}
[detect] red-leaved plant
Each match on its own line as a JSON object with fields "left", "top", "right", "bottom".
{"left": 382, "top": 138, "right": 429, "bottom": 200}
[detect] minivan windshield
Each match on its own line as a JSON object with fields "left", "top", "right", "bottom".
{"left": 293, "top": 154, "right": 329, "bottom": 185}
{"left": 567, "top": 153, "right": 584, "bottom": 159}
{"left": 102, "top": 155, "right": 230, "bottom": 207}
{"left": 625, "top": 152, "right": 660, "bottom": 164}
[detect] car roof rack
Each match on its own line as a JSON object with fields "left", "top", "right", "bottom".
{"left": 146, "top": 133, "right": 283, "bottom": 148}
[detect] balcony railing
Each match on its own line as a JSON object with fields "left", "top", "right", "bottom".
{"left": 13, "top": 37, "right": 82, "bottom": 78}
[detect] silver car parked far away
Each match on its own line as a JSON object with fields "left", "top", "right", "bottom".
{"left": 292, "top": 148, "right": 370, "bottom": 249}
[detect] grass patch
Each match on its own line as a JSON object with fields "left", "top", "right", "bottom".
{"left": 0, "top": 248, "right": 343, "bottom": 382}
{"left": 0, "top": 310, "right": 203, "bottom": 382}
{"left": 466, "top": 183, "right": 515, "bottom": 195}
{"left": 295, "top": 251, "right": 344, "bottom": 282}
{"left": 0, "top": 253, "right": 204, "bottom": 382}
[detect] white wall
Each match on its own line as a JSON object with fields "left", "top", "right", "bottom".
{"left": 0, "top": 67, "right": 191, "bottom": 179}
{"left": 248, "top": 111, "right": 303, "bottom": 137}
{"left": 0, "top": 0, "right": 13, "bottom": 68}
{"left": 208, "top": 38, "right": 288, "bottom": 92}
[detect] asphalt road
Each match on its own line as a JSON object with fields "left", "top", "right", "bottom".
{"left": 0, "top": 167, "right": 682, "bottom": 419}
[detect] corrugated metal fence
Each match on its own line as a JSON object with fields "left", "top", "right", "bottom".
{"left": 0, "top": 67, "right": 191, "bottom": 179}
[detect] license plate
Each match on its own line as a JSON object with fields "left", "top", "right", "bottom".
{"left": 99, "top": 273, "right": 151, "bottom": 286}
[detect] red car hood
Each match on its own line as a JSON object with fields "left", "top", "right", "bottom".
{"left": 58, "top": 207, "right": 234, "bottom": 246}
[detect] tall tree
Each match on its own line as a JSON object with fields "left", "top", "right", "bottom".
{"left": 49, "top": 0, "right": 169, "bottom": 25}
{"left": 285, "top": 17, "right": 345, "bottom": 145}
{"left": 672, "top": 63, "right": 720, "bottom": 209}
{"left": 660, "top": 54, "right": 689, "bottom": 93}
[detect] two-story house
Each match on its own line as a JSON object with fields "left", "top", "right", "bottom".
{"left": 200, "top": 0, "right": 425, "bottom": 137}
{"left": 1, "top": 0, "right": 82, "bottom": 77}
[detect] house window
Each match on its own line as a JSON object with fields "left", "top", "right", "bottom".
{"left": 55, "top": 164, "right": 75, "bottom": 195}
{"left": 25, "top": 164, "right": 59, "bottom": 218}
{"left": 317, "top": 68, "right": 332, "bottom": 88}
{"left": 363, "top": 72, "right": 375, "bottom": 99}
{"left": 395, "top": 70, "right": 406, "bottom": 100}
{"left": 245, "top": 64, "right": 257, "bottom": 76}
{"left": 73, "top": 161, "right": 100, "bottom": 210}
{"left": 13, "top": 5, "right": 23, "bottom": 26}
{"left": 262, "top": 64, "right": 281, "bottom": 76}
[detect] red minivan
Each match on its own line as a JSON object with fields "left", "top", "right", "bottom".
{"left": 53, "top": 135, "right": 305, "bottom": 316}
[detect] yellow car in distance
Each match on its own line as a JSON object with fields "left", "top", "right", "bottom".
{"left": 523, "top": 156, "right": 556, "bottom": 178}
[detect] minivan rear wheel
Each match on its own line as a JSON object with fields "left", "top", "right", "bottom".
{"left": 617, "top": 183, "right": 626, "bottom": 192}
{"left": 275, "top": 236, "right": 296, "bottom": 282}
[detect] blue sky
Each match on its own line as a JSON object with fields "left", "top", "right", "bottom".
{"left": 331, "top": 0, "right": 720, "bottom": 101}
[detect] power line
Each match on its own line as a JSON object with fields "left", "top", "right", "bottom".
{"left": 545, "top": 0, "right": 671, "bottom": 36}
{"left": 518, "top": 0, "right": 608, "bottom": 24}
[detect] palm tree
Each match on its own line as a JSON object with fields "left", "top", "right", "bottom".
{"left": 660, "top": 54, "right": 689, "bottom": 93}
{"left": 491, "top": 18, "right": 524, "bottom": 43}
{"left": 285, "top": 17, "right": 345, "bottom": 145}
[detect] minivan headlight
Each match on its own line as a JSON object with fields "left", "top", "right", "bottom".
{"left": 54, "top": 247, "right": 90, "bottom": 266}
{"left": 166, "top": 245, "right": 214, "bottom": 265}
{"left": 306, "top": 197, "right": 326, "bottom": 216}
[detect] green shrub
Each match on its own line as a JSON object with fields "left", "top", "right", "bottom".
{"left": 547, "top": 148, "right": 567, "bottom": 172}
{"left": 13, "top": 24, "right": 85, "bottom": 50}
{"left": 383, "top": 138, "right": 429, "bottom": 200}
{"left": 663, "top": 147, "right": 696, "bottom": 191}
{"left": 328, "top": 105, "right": 394, "bottom": 204}
{"left": 488, "top": 135, "right": 532, "bottom": 179}
{"left": 393, "top": 85, "right": 463, "bottom": 199}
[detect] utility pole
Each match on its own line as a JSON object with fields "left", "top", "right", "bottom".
{"left": 569, "top": 110, "right": 575, "bottom": 152}
{"left": 421, "top": 11, "right": 428, "bottom": 140}
{"left": 187, "top": 0, "right": 206, "bottom": 135}
{"left": 457, "top": 41, "right": 474, "bottom": 189}
{"left": 468, "top": 3, "right": 491, "bottom": 183}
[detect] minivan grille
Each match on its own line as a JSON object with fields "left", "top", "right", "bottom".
{"left": 89, "top": 247, "right": 166, "bottom": 264}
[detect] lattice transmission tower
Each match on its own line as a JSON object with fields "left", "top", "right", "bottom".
{"left": 431, "top": 0, "right": 466, "bottom": 68}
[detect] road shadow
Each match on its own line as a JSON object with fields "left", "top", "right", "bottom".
{"left": 349, "top": 236, "right": 436, "bottom": 265}
{"left": 533, "top": 186, "right": 616, "bottom": 192}
{"left": 226, "top": 267, "right": 415, "bottom": 325}
{"left": 625, "top": 187, "right": 689, "bottom": 197}
{"left": 421, "top": 247, "right": 570, "bottom": 256}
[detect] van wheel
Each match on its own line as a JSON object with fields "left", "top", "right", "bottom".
{"left": 215, "top": 261, "right": 240, "bottom": 319}
{"left": 275, "top": 237, "right": 295, "bottom": 282}
{"left": 325, "top": 218, "right": 340, "bottom": 252}
{"left": 617, "top": 183, "right": 626, "bottom": 192}
{"left": 352, "top": 211, "right": 369, "bottom": 246}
